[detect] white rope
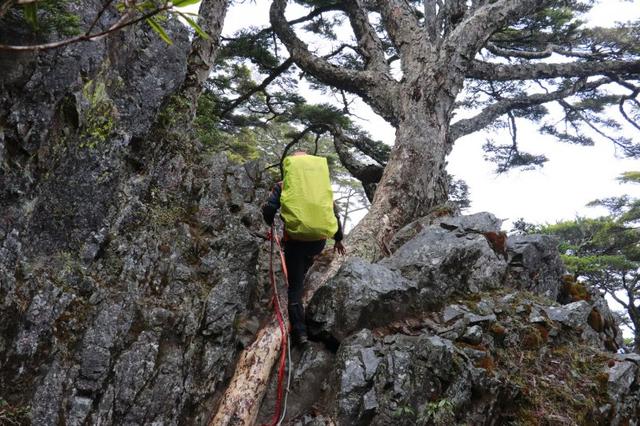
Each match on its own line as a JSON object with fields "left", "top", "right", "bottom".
{"left": 277, "top": 335, "right": 292, "bottom": 426}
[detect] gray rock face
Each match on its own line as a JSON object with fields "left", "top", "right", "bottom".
{"left": 506, "top": 235, "right": 564, "bottom": 299}
{"left": 380, "top": 212, "right": 508, "bottom": 296}
{"left": 544, "top": 301, "right": 591, "bottom": 328}
{"left": 1, "top": 1, "right": 189, "bottom": 256}
{"left": 0, "top": 5, "right": 267, "bottom": 424}
{"left": 324, "top": 329, "right": 507, "bottom": 426}
{"left": 307, "top": 258, "right": 419, "bottom": 343}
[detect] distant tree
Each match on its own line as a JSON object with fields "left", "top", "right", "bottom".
{"left": 539, "top": 172, "right": 640, "bottom": 351}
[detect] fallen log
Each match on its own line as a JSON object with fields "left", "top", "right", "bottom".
{"left": 210, "top": 250, "right": 343, "bottom": 425}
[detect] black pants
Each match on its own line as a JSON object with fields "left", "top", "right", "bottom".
{"left": 284, "top": 239, "right": 326, "bottom": 337}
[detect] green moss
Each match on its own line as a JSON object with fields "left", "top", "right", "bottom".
{"left": 495, "top": 341, "right": 613, "bottom": 424}
{"left": 149, "top": 204, "right": 187, "bottom": 228}
{"left": 80, "top": 80, "right": 116, "bottom": 149}
{"left": 0, "top": 398, "right": 30, "bottom": 425}
{"left": 157, "top": 94, "right": 191, "bottom": 130}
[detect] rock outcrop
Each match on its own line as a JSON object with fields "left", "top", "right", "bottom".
{"left": 261, "top": 212, "right": 636, "bottom": 425}
{"left": 1, "top": 3, "right": 268, "bottom": 424}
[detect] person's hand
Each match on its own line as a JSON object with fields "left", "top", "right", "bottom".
{"left": 334, "top": 241, "right": 346, "bottom": 256}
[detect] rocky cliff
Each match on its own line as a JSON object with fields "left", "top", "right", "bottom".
{"left": 1, "top": 2, "right": 268, "bottom": 424}
{"left": 1, "top": 3, "right": 639, "bottom": 426}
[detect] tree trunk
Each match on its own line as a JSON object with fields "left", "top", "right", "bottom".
{"left": 346, "top": 97, "right": 454, "bottom": 260}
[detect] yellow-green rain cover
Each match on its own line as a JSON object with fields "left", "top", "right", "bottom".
{"left": 281, "top": 155, "right": 338, "bottom": 240}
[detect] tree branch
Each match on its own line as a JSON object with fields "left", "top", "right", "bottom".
{"left": 485, "top": 42, "right": 603, "bottom": 60}
{"left": 179, "top": 0, "right": 229, "bottom": 121}
{"left": 445, "top": 0, "right": 551, "bottom": 59}
{"left": 218, "top": 57, "right": 294, "bottom": 117}
{"left": 331, "top": 126, "right": 384, "bottom": 201}
{"left": 343, "top": 0, "right": 388, "bottom": 73}
{"left": 86, "top": 0, "right": 118, "bottom": 35}
{"left": 450, "top": 78, "right": 609, "bottom": 141}
{"left": 374, "top": 0, "right": 426, "bottom": 61}
{"left": 468, "top": 59, "right": 640, "bottom": 81}
{"left": 278, "top": 125, "right": 325, "bottom": 178}
{"left": 0, "top": 2, "right": 173, "bottom": 51}
{"left": 270, "top": 0, "right": 398, "bottom": 124}
{"left": 558, "top": 99, "right": 637, "bottom": 156}
{"left": 424, "top": 0, "right": 438, "bottom": 42}
{"left": 608, "top": 74, "right": 640, "bottom": 132}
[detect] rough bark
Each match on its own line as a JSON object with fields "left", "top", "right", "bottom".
{"left": 209, "top": 320, "right": 283, "bottom": 426}
{"left": 181, "top": 0, "right": 229, "bottom": 121}
{"left": 346, "top": 101, "right": 454, "bottom": 260}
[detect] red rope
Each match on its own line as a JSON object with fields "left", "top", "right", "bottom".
{"left": 265, "top": 226, "right": 289, "bottom": 426}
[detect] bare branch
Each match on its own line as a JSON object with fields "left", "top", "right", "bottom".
{"left": 450, "top": 78, "right": 609, "bottom": 141}
{"left": 468, "top": 59, "right": 640, "bottom": 81}
{"left": 86, "top": 0, "right": 118, "bottom": 35}
{"left": 0, "top": 2, "right": 173, "bottom": 51}
{"left": 445, "top": 0, "right": 551, "bottom": 59}
{"left": 279, "top": 125, "right": 325, "bottom": 178}
{"left": 226, "top": 2, "right": 341, "bottom": 45}
{"left": 375, "top": 0, "right": 426, "bottom": 61}
{"left": 179, "top": 0, "right": 229, "bottom": 121}
{"left": 332, "top": 127, "right": 383, "bottom": 201}
{"left": 620, "top": 92, "right": 640, "bottom": 132}
{"left": 270, "top": 0, "right": 398, "bottom": 124}
{"left": 424, "top": 0, "right": 438, "bottom": 42}
{"left": 608, "top": 74, "right": 640, "bottom": 131}
{"left": 485, "top": 42, "right": 603, "bottom": 60}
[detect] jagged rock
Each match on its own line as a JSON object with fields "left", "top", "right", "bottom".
{"left": 608, "top": 361, "right": 638, "bottom": 400}
{"left": 443, "top": 304, "right": 468, "bottom": 323}
{"left": 321, "top": 329, "right": 511, "bottom": 425}
{"left": 544, "top": 301, "right": 591, "bottom": 328}
{"left": 438, "top": 212, "right": 504, "bottom": 233}
{"left": 386, "top": 202, "right": 461, "bottom": 253}
{"left": 506, "top": 235, "right": 564, "bottom": 299}
{"left": 307, "top": 258, "right": 419, "bottom": 343}
{"left": 466, "top": 313, "right": 497, "bottom": 324}
{"left": 380, "top": 212, "right": 508, "bottom": 296}
{"left": 461, "top": 325, "right": 483, "bottom": 344}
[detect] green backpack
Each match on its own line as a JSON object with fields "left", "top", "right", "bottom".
{"left": 280, "top": 155, "right": 338, "bottom": 241}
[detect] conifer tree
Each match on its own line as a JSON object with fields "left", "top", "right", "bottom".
{"left": 540, "top": 172, "right": 640, "bottom": 351}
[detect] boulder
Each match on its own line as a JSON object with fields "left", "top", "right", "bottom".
{"left": 506, "top": 235, "right": 564, "bottom": 299}
{"left": 381, "top": 212, "right": 508, "bottom": 297}
{"left": 307, "top": 258, "right": 420, "bottom": 343}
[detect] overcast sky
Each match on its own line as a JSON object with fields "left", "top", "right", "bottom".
{"left": 216, "top": 0, "right": 640, "bottom": 230}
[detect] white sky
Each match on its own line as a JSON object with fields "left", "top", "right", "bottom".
{"left": 214, "top": 0, "right": 640, "bottom": 230}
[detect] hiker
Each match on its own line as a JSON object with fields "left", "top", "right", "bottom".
{"left": 262, "top": 152, "right": 346, "bottom": 347}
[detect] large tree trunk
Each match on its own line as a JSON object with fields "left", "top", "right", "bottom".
{"left": 347, "top": 90, "right": 456, "bottom": 259}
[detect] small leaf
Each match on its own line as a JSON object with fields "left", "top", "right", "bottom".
{"left": 172, "top": 0, "right": 201, "bottom": 8}
{"left": 146, "top": 17, "right": 173, "bottom": 45}
{"left": 176, "top": 11, "right": 209, "bottom": 39}
{"left": 23, "top": 3, "right": 38, "bottom": 30}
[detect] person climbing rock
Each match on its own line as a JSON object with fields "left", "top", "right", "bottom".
{"left": 262, "top": 152, "right": 346, "bottom": 347}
